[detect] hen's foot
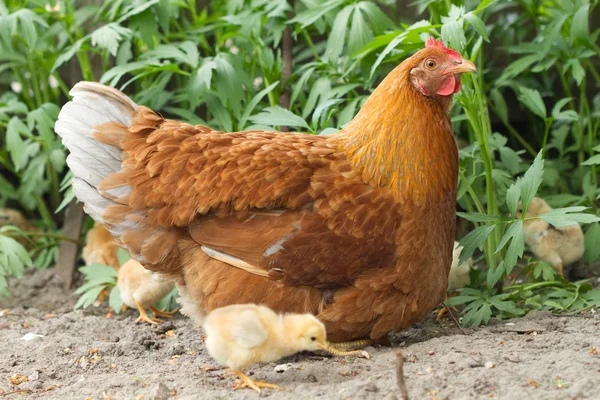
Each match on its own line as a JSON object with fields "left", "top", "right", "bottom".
{"left": 149, "top": 306, "right": 179, "bottom": 319}
{"left": 135, "top": 300, "right": 163, "bottom": 325}
{"left": 233, "top": 370, "right": 283, "bottom": 393}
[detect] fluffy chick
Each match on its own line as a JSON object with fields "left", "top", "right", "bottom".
{"left": 437, "top": 241, "right": 472, "bottom": 320}
{"left": 448, "top": 241, "right": 472, "bottom": 292}
{"left": 117, "top": 259, "right": 177, "bottom": 324}
{"left": 82, "top": 223, "right": 120, "bottom": 269}
{"left": 204, "top": 304, "right": 367, "bottom": 392}
{"left": 519, "top": 197, "right": 584, "bottom": 277}
{"left": 0, "top": 208, "right": 38, "bottom": 248}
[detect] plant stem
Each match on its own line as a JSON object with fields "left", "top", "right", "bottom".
{"left": 301, "top": 29, "right": 319, "bottom": 59}
{"left": 487, "top": 98, "right": 536, "bottom": 157}
{"left": 458, "top": 168, "right": 486, "bottom": 214}
{"left": 2, "top": 231, "right": 83, "bottom": 245}
{"left": 34, "top": 196, "right": 56, "bottom": 229}
{"left": 541, "top": 118, "right": 552, "bottom": 157}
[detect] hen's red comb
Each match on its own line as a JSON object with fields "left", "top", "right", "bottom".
{"left": 425, "top": 37, "right": 461, "bottom": 58}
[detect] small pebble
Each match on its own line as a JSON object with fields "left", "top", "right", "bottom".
{"left": 484, "top": 361, "right": 495, "bottom": 369}
{"left": 274, "top": 363, "right": 293, "bottom": 373}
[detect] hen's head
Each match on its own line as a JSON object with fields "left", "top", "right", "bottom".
{"left": 408, "top": 38, "right": 476, "bottom": 99}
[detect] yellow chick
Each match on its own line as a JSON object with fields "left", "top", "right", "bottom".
{"left": 82, "top": 223, "right": 120, "bottom": 269}
{"left": 448, "top": 241, "right": 472, "bottom": 292}
{"left": 519, "top": 197, "right": 584, "bottom": 277}
{"left": 203, "top": 304, "right": 367, "bottom": 392}
{"left": 117, "top": 259, "right": 177, "bottom": 324}
{"left": 437, "top": 241, "right": 472, "bottom": 320}
{"left": 0, "top": 208, "right": 38, "bottom": 248}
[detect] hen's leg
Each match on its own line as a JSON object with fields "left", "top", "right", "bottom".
{"left": 149, "top": 306, "right": 179, "bottom": 318}
{"left": 134, "top": 300, "right": 162, "bottom": 325}
{"left": 232, "top": 370, "right": 283, "bottom": 392}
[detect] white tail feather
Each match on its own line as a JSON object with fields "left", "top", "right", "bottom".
{"left": 55, "top": 82, "right": 138, "bottom": 225}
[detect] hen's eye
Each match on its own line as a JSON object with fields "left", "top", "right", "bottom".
{"left": 425, "top": 59, "right": 437, "bottom": 69}
{"left": 311, "top": 336, "right": 316, "bottom": 341}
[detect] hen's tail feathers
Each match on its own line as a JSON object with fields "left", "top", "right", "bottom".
{"left": 55, "top": 82, "right": 137, "bottom": 227}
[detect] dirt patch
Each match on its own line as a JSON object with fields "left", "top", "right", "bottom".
{"left": 1, "top": 269, "right": 599, "bottom": 400}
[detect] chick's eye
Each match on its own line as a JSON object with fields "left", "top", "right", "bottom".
{"left": 425, "top": 59, "right": 437, "bottom": 69}
{"left": 311, "top": 337, "right": 316, "bottom": 341}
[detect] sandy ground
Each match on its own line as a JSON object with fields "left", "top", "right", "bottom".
{"left": 0, "top": 268, "right": 599, "bottom": 400}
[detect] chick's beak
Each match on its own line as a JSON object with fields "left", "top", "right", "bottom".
{"left": 451, "top": 59, "right": 477, "bottom": 73}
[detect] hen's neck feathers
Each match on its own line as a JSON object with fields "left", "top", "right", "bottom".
{"left": 337, "top": 57, "right": 458, "bottom": 204}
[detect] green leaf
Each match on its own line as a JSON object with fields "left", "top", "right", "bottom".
{"left": 489, "top": 88, "right": 508, "bottom": 122}
{"left": 518, "top": 88, "right": 546, "bottom": 120}
{"left": 496, "top": 55, "right": 539, "bottom": 86}
{"left": 533, "top": 261, "right": 556, "bottom": 281}
{"left": 520, "top": 151, "right": 544, "bottom": 213}
{"left": 505, "top": 179, "right": 521, "bottom": 217}
{"left": 458, "top": 224, "right": 496, "bottom": 265}
{"left": 117, "top": 248, "right": 130, "bottom": 266}
{"left": 324, "top": 5, "right": 352, "bottom": 62}
{"left": 6, "top": 117, "right": 31, "bottom": 171}
{"left": 117, "top": 0, "right": 160, "bottom": 23}
{"left": 52, "top": 37, "right": 88, "bottom": 73}
{"left": 289, "top": 0, "right": 344, "bottom": 29}
{"left": 570, "top": 4, "right": 589, "bottom": 43}
{"left": 9, "top": 9, "right": 48, "bottom": 49}
{"left": 348, "top": 5, "right": 373, "bottom": 56}
{"left": 582, "top": 155, "right": 600, "bottom": 166}
{"left": 565, "top": 58, "right": 585, "bottom": 86}
{"left": 496, "top": 220, "right": 524, "bottom": 275}
{"left": 463, "top": 302, "right": 491, "bottom": 326}
{"left": 463, "top": 12, "right": 489, "bottom": 42}
{"left": 238, "top": 81, "right": 279, "bottom": 131}
{"left": 91, "top": 23, "right": 133, "bottom": 57}
{"left": 441, "top": 20, "right": 465, "bottom": 52}
{"left": 357, "top": 1, "right": 394, "bottom": 33}
{"left": 445, "top": 295, "right": 479, "bottom": 307}
{"left": 584, "top": 223, "right": 600, "bottom": 263}
{"left": 248, "top": 106, "right": 309, "bottom": 130}
{"left": 537, "top": 207, "right": 600, "bottom": 227}
{"left": 109, "top": 286, "right": 124, "bottom": 313}
{"left": 456, "top": 212, "right": 502, "bottom": 223}
{"left": 145, "top": 41, "right": 199, "bottom": 68}
{"left": 74, "top": 285, "right": 105, "bottom": 310}
{"left": 551, "top": 97, "right": 578, "bottom": 121}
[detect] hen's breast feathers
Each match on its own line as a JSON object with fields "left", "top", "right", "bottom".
{"left": 98, "top": 107, "right": 399, "bottom": 287}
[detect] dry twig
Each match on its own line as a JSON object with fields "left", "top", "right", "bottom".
{"left": 441, "top": 301, "right": 466, "bottom": 335}
{"left": 396, "top": 351, "right": 409, "bottom": 400}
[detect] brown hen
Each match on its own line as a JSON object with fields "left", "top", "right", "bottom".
{"left": 55, "top": 39, "right": 475, "bottom": 342}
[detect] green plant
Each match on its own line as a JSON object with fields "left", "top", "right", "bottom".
{"left": 0, "top": 0, "right": 599, "bottom": 326}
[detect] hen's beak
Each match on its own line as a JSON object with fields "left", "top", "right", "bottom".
{"left": 451, "top": 59, "right": 477, "bottom": 73}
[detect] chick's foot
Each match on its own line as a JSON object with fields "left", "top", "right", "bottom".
{"left": 135, "top": 300, "right": 163, "bottom": 325}
{"left": 149, "top": 306, "right": 179, "bottom": 319}
{"left": 233, "top": 370, "right": 283, "bottom": 393}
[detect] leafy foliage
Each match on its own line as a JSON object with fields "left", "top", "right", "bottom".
{"left": 0, "top": 0, "right": 599, "bottom": 324}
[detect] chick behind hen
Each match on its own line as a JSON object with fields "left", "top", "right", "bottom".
{"left": 520, "top": 197, "right": 584, "bottom": 277}
{"left": 117, "top": 259, "right": 177, "bottom": 324}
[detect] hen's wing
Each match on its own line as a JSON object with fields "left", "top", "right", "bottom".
{"left": 56, "top": 82, "right": 399, "bottom": 289}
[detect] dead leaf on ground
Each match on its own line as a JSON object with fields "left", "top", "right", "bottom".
{"left": 527, "top": 379, "right": 541, "bottom": 388}
{"left": 9, "top": 375, "right": 29, "bottom": 385}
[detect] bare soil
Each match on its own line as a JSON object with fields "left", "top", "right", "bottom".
{"left": 0, "top": 268, "right": 599, "bottom": 400}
